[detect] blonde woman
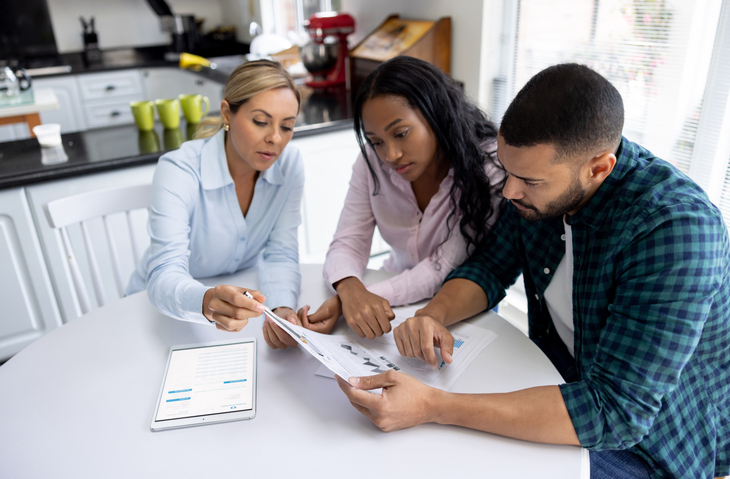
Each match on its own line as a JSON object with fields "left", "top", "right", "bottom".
{"left": 126, "top": 60, "right": 304, "bottom": 338}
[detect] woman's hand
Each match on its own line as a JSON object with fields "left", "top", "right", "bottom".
{"left": 335, "top": 277, "right": 395, "bottom": 339}
{"left": 299, "top": 294, "right": 342, "bottom": 334}
{"left": 202, "top": 285, "right": 265, "bottom": 332}
{"left": 262, "top": 307, "right": 302, "bottom": 350}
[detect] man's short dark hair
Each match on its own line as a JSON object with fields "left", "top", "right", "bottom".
{"left": 500, "top": 63, "right": 624, "bottom": 162}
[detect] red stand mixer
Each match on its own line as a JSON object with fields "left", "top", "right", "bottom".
{"left": 300, "top": 12, "right": 355, "bottom": 89}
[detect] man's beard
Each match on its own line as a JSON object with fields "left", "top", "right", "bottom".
{"left": 512, "top": 176, "right": 586, "bottom": 221}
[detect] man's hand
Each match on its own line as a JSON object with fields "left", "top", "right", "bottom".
{"left": 335, "top": 370, "right": 442, "bottom": 432}
{"left": 202, "top": 285, "right": 265, "bottom": 332}
{"left": 262, "top": 307, "right": 301, "bottom": 350}
{"left": 393, "top": 313, "right": 455, "bottom": 368}
{"left": 298, "top": 294, "right": 342, "bottom": 334}
{"left": 335, "top": 277, "right": 395, "bottom": 339}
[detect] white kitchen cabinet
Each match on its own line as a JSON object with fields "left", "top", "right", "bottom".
{"left": 25, "top": 165, "right": 156, "bottom": 323}
{"left": 0, "top": 123, "right": 28, "bottom": 143}
{"left": 33, "top": 76, "right": 87, "bottom": 133}
{"left": 292, "top": 128, "right": 389, "bottom": 264}
{"left": 76, "top": 70, "right": 145, "bottom": 129}
{"left": 0, "top": 187, "right": 63, "bottom": 361}
{"left": 140, "top": 68, "right": 224, "bottom": 112}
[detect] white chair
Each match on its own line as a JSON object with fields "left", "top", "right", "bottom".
{"left": 43, "top": 183, "right": 152, "bottom": 315}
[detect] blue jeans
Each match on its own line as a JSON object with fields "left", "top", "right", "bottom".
{"left": 532, "top": 329, "right": 651, "bottom": 479}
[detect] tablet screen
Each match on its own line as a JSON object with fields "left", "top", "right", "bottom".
{"left": 155, "top": 341, "right": 255, "bottom": 423}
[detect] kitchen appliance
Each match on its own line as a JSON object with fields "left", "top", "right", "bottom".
{"left": 0, "top": 66, "right": 32, "bottom": 98}
{"left": 300, "top": 12, "right": 355, "bottom": 89}
{"left": 146, "top": 0, "right": 198, "bottom": 53}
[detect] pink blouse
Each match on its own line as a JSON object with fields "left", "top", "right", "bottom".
{"left": 324, "top": 143, "right": 504, "bottom": 306}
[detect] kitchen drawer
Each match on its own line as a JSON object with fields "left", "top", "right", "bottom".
{"left": 83, "top": 96, "right": 137, "bottom": 129}
{"left": 77, "top": 70, "right": 144, "bottom": 101}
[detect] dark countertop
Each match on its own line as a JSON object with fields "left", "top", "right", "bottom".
{"left": 1, "top": 46, "right": 355, "bottom": 190}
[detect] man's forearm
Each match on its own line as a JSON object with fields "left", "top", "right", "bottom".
{"left": 419, "top": 278, "right": 490, "bottom": 326}
{"left": 430, "top": 385, "right": 581, "bottom": 446}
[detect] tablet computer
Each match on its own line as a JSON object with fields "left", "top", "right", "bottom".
{"left": 150, "top": 338, "right": 257, "bottom": 431}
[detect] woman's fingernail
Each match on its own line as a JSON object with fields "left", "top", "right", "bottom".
{"left": 349, "top": 377, "right": 360, "bottom": 385}
{"left": 257, "top": 304, "right": 265, "bottom": 311}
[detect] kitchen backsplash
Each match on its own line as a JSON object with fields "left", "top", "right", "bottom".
{"left": 46, "top": 0, "right": 244, "bottom": 52}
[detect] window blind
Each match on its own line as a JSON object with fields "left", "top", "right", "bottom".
{"left": 492, "top": 0, "right": 730, "bottom": 231}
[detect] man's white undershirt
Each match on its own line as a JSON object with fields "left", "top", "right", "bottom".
{"left": 544, "top": 215, "right": 575, "bottom": 356}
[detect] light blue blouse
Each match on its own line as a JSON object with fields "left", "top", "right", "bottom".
{"left": 126, "top": 128, "right": 303, "bottom": 324}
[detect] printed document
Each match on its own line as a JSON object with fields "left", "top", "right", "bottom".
{"left": 267, "top": 304, "right": 496, "bottom": 391}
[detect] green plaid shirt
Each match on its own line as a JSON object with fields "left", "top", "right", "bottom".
{"left": 447, "top": 137, "right": 730, "bottom": 478}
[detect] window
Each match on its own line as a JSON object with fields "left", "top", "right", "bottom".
{"left": 491, "top": 0, "right": 730, "bottom": 232}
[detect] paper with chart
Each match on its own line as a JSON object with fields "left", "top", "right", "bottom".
{"left": 267, "top": 303, "right": 497, "bottom": 391}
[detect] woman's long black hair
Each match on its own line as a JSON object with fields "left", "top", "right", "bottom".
{"left": 353, "top": 55, "right": 505, "bottom": 252}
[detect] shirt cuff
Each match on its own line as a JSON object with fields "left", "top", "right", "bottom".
{"left": 179, "top": 282, "right": 213, "bottom": 325}
{"left": 325, "top": 264, "right": 364, "bottom": 294}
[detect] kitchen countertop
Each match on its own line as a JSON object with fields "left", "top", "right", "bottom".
{"left": 0, "top": 46, "right": 355, "bottom": 190}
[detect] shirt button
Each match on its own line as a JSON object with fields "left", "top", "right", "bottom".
{"left": 543, "top": 267, "right": 550, "bottom": 274}
{"left": 561, "top": 234, "right": 566, "bottom": 241}
{"left": 534, "top": 294, "right": 539, "bottom": 300}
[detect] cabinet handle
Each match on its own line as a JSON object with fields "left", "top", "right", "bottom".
{"left": 105, "top": 85, "right": 116, "bottom": 92}
{"left": 110, "top": 110, "right": 121, "bottom": 117}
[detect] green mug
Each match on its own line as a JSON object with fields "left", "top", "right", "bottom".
{"left": 155, "top": 98, "right": 181, "bottom": 129}
{"left": 163, "top": 128, "right": 184, "bottom": 150}
{"left": 138, "top": 130, "right": 160, "bottom": 154}
{"left": 179, "top": 94, "right": 210, "bottom": 124}
{"left": 130, "top": 100, "right": 155, "bottom": 131}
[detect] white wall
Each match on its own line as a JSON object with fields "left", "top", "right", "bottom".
{"left": 339, "top": 0, "right": 494, "bottom": 108}
{"left": 46, "top": 0, "right": 228, "bottom": 52}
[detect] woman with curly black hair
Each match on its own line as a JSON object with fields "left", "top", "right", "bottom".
{"left": 273, "top": 56, "right": 505, "bottom": 345}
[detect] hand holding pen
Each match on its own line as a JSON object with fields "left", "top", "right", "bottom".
{"left": 202, "top": 285, "right": 266, "bottom": 332}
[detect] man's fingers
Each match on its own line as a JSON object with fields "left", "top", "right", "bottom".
{"left": 421, "top": 327, "right": 439, "bottom": 368}
{"left": 394, "top": 330, "right": 406, "bottom": 357}
{"left": 350, "top": 372, "right": 397, "bottom": 391}
{"left": 436, "top": 330, "right": 455, "bottom": 364}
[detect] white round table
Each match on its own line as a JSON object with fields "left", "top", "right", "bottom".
{"left": 0, "top": 264, "right": 587, "bottom": 478}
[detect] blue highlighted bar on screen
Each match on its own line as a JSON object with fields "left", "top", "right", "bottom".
{"left": 166, "top": 397, "right": 191, "bottom": 403}
{"left": 168, "top": 389, "right": 192, "bottom": 394}
{"left": 223, "top": 379, "right": 247, "bottom": 384}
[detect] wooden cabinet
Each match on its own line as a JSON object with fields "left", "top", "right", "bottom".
{"left": 0, "top": 187, "right": 63, "bottom": 361}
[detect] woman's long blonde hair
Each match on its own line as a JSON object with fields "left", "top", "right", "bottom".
{"left": 194, "top": 59, "right": 301, "bottom": 139}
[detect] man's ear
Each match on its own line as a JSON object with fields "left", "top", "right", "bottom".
{"left": 585, "top": 151, "right": 616, "bottom": 185}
